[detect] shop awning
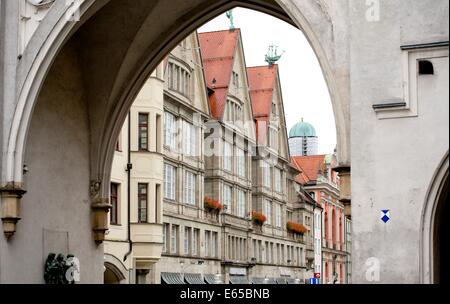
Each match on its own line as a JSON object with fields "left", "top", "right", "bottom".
{"left": 229, "top": 276, "right": 250, "bottom": 284}
{"left": 204, "top": 274, "right": 218, "bottom": 284}
{"left": 251, "top": 277, "right": 266, "bottom": 284}
{"left": 184, "top": 273, "right": 205, "bottom": 284}
{"left": 161, "top": 272, "right": 185, "bottom": 284}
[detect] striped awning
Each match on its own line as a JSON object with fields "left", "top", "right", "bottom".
{"left": 229, "top": 276, "right": 250, "bottom": 284}
{"left": 184, "top": 273, "right": 205, "bottom": 284}
{"left": 161, "top": 272, "right": 185, "bottom": 284}
{"left": 204, "top": 274, "right": 217, "bottom": 284}
{"left": 251, "top": 277, "right": 266, "bottom": 284}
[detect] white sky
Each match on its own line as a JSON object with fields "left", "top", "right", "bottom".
{"left": 199, "top": 8, "right": 336, "bottom": 155}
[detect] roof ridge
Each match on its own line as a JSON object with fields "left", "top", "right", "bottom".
{"left": 198, "top": 28, "right": 241, "bottom": 35}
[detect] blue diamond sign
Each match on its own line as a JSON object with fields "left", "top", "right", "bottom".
{"left": 381, "top": 210, "right": 390, "bottom": 223}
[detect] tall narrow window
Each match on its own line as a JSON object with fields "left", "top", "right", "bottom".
{"left": 155, "top": 184, "right": 161, "bottom": 223}
{"left": 183, "top": 121, "right": 197, "bottom": 156}
{"left": 171, "top": 225, "right": 179, "bottom": 254}
{"left": 184, "top": 171, "right": 196, "bottom": 205}
{"left": 192, "top": 229, "right": 199, "bottom": 256}
{"left": 263, "top": 163, "right": 272, "bottom": 188}
{"left": 184, "top": 227, "right": 191, "bottom": 256}
{"left": 110, "top": 183, "right": 119, "bottom": 225}
{"left": 164, "top": 112, "right": 177, "bottom": 150}
{"left": 164, "top": 164, "right": 176, "bottom": 200}
{"left": 138, "top": 113, "right": 149, "bottom": 151}
{"left": 224, "top": 141, "right": 233, "bottom": 172}
{"left": 237, "top": 148, "right": 246, "bottom": 178}
{"left": 162, "top": 223, "right": 169, "bottom": 253}
{"left": 237, "top": 190, "right": 246, "bottom": 218}
{"left": 156, "top": 114, "right": 162, "bottom": 153}
{"left": 211, "top": 232, "right": 218, "bottom": 258}
{"left": 138, "top": 183, "right": 148, "bottom": 223}
{"left": 205, "top": 231, "right": 211, "bottom": 257}
{"left": 223, "top": 184, "right": 232, "bottom": 213}
{"left": 264, "top": 199, "right": 272, "bottom": 225}
{"left": 274, "top": 168, "right": 282, "bottom": 192}
{"left": 275, "top": 204, "right": 282, "bottom": 228}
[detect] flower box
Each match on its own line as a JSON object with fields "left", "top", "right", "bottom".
{"left": 287, "top": 221, "right": 308, "bottom": 234}
{"left": 204, "top": 197, "right": 224, "bottom": 212}
{"left": 251, "top": 211, "right": 267, "bottom": 225}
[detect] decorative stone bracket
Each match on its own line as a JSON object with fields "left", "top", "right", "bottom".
{"left": 333, "top": 166, "right": 351, "bottom": 219}
{"left": 90, "top": 181, "right": 111, "bottom": 244}
{"left": 0, "top": 185, "right": 27, "bottom": 239}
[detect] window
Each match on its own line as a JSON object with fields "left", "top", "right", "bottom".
{"left": 110, "top": 183, "right": 119, "bottom": 225}
{"left": 183, "top": 120, "right": 197, "bottom": 156}
{"left": 192, "top": 229, "right": 199, "bottom": 256}
{"left": 237, "top": 148, "right": 246, "bottom": 178}
{"left": 164, "top": 111, "right": 177, "bottom": 150}
{"left": 138, "top": 113, "right": 149, "bottom": 151}
{"left": 162, "top": 223, "right": 169, "bottom": 253}
{"left": 211, "top": 232, "right": 218, "bottom": 258}
{"left": 168, "top": 62, "right": 191, "bottom": 96}
{"left": 237, "top": 190, "right": 246, "bottom": 218}
{"left": 274, "top": 168, "right": 282, "bottom": 192}
{"left": 275, "top": 204, "right": 282, "bottom": 228}
{"left": 138, "top": 183, "right": 148, "bottom": 223}
{"left": 205, "top": 231, "right": 211, "bottom": 257}
{"left": 264, "top": 199, "right": 272, "bottom": 225}
{"left": 164, "top": 164, "right": 176, "bottom": 200}
{"left": 263, "top": 164, "right": 272, "bottom": 188}
{"left": 232, "top": 71, "right": 239, "bottom": 88}
{"left": 171, "top": 225, "right": 179, "bottom": 254}
{"left": 184, "top": 227, "right": 191, "bottom": 256}
{"left": 184, "top": 171, "right": 196, "bottom": 205}
{"left": 269, "top": 126, "right": 278, "bottom": 149}
{"left": 223, "top": 141, "right": 233, "bottom": 172}
{"left": 223, "top": 184, "right": 232, "bottom": 213}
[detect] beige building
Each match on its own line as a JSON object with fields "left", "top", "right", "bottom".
{"left": 104, "top": 29, "right": 319, "bottom": 284}
{"left": 104, "top": 63, "right": 165, "bottom": 284}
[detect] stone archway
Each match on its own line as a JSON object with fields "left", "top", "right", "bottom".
{"left": 0, "top": 0, "right": 351, "bottom": 283}
{"left": 104, "top": 254, "right": 128, "bottom": 284}
{"left": 421, "top": 152, "right": 449, "bottom": 284}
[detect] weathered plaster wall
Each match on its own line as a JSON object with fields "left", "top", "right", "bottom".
{"left": 350, "top": 0, "right": 449, "bottom": 283}
{"left": 0, "top": 41, "right": 103, "bottom": 283}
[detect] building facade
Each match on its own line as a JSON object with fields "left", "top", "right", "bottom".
{"left": 292, "top": 154, "right": 350, "bottom": 284}
{"left": 104, "top": 29, "right": 320, "bottom": 284}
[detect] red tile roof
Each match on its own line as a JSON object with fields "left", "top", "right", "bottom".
{"left": 198, "top": 30, "right": 241, "bottom": 120}
{"left": 247, "top": 65, "right": 278, "bottom": 144}
{"left": 291, "top": 155, "right": 326, "bottom": 184}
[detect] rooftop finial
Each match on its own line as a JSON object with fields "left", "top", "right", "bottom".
{"left": 265, "top": 44, "right": 284, "bottom": 66}
{"left": 226, "top": 10, "right": 235, "bottom": 31}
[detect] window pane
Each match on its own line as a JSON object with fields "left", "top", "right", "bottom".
{"left": 138, "top": 113, "right": 149, "bottom": 151}
{"left": 138, "top": 183, "right": 148, "bottom": 223}
{"left": 110, "top": 183, "right": 119, "bottom": 225}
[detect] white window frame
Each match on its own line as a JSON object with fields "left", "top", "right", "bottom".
{"left": 237, "top": 190, "right": 246, "bottom": 218}
{"left": 275, "top": 204, "right": 282, "bottom": 228}
{"left": 164, "top": 164, "right": 176, "bottom": 200}
{"left": 223, "top": 141, "right": 233, "bottom": 172}
{"left": 164, "top": 111, "right": 177, "bottom": 150}
{"left": 223, "top": 184, "right": 232, "bottom": 213}
{"left": 184, "top": 171, "right": 196, "bottom": 206}
{"left": 237, "top": 147, "right": 246, "bottom": 178}
{"left": 264, "top": 199, "right": 272, "bottom": 226}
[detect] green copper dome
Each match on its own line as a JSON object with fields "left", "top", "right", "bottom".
{"left": 289, "top": 119, "right": 317, "bottom": 138}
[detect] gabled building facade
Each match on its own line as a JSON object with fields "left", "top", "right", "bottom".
{"left": 292, "top": 154, "right": 350, "bottom": 284}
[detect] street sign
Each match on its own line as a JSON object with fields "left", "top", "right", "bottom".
{"left": 309, "top": 278, "right": 320, "bottom": 285}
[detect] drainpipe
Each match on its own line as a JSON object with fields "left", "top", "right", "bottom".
{"left": 124, "top": 112, "right": 133, "bottom": 262}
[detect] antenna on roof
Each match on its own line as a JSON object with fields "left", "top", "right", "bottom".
{"left": 265, "top": 44, "right": 285, "bottom": 67}
{"left": 226, "top": 10, "right": 235, "bottom": 32}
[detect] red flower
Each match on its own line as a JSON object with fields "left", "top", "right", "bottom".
{"left": 287, "top": 221, "right": 308, "bottom": 234}
{"left": 204, "top": 197, "right": 224, "bottom": 211}
{"left": 251, "top": 211, "right": 267, "bottom": 225}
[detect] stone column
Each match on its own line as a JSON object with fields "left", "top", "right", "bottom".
{"left": 333, "top": 166, "right": 351, "bottom": 219}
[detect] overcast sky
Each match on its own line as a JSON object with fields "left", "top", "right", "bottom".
{"left": 199, "top": 8, "right": 336, "bottom": 155}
